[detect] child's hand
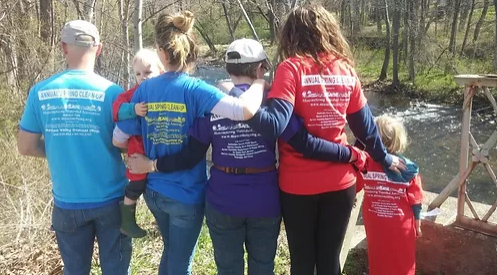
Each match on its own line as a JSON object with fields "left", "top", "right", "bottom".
{"left": 415, "top": 220, "right": 422, "bottom": 237}
{"left": 135, "top": 102, "right": 147, "bottom": 117}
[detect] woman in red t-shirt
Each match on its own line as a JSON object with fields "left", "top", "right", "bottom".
{"left": 245, "top": 4, "right": 406, "bottom": 275}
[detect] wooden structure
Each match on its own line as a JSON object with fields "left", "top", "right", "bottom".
{"left": 429, "top": 74, "right": 497, "bottom": 237}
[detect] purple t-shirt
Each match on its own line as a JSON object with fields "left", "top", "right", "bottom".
{"left": 189, "top": 84, "right": 280, "bottom": 218}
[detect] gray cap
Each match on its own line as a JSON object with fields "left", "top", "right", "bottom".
{"left": 61, "top": 20, "right": 100, "bottom": 47}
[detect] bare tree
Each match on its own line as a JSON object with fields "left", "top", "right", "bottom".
{"left": 133, "top": 0, "right": 143, "bottom": 52}
{"left": 494, "top": 0, "right": 497, "bottom": 71}
{"left": 448, "top": 0, "right": 461, "bottom": 54}
{"left": 222, "top": 2, "right": 235, "bottom": 41}
{"left": 237, "top": 0, "right": 260, "bottom": 41}
{"left": 118, "top": 0, "right": 130, "bottom": 89}
{"left": 460, "top": 0, "right": 475, "bottom": 56}
{"left": 379, "top": 0, "right": 391, "bottom": 81}
{"left": 392, "top": 0, "right": 401, "bottom": 86}
{"left": 472, "top": 0, "right": 489, "bottom": 44}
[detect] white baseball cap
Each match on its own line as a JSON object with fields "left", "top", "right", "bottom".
{"left": 61, "top": 20, "right": 100, "bottom": 47}
{"left": 225, "top": 38, "right": 268, "bottom": 64}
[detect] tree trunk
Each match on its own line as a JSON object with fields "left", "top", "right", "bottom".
{"left": 493, "top": 0, "right": 497, "bottom": 71}
{"left": 448, "top": 0, "right": 461, "bottom": 54}
{"left": 402, "top": 0, "right": 408, "bottom": 64}
{"left": 85, "top": 0, "right": 97, "bottom": 22}
{"left": 376, "top": 0, "right": 383, "bottom": 34}
{"left": 222, "top": 2, "right": 235, "bottom": 41}
{"left": 460, "top": 0, "right": 475, "bottom": 56}
{"left": 473, "top": 0, "right": 489, "bottom": 44}
{"left": 195, "top": 19, "right": 217, "bottom": 53}
{"left": 133, "top": 0, "right": 143, "bottom": 52}
{"left": 392, "top": 0, "right": 401, "bottom": 86}
{"left": 408, "top": 0, "right": 417, "bottom": 81}
{"left": 118, "top": 0, "right": 130, "bottom": 89}
{"left": 39, "top": 0, "right": 51, "bottom": 45}
{"left": 458, "top": 0, "right": 471, "bottom": 31}
{"left": 237, "top": 0, "right": 260, "bottom": 41}
{"left": 379, "top": 0, "right": 391, "bottom": 81}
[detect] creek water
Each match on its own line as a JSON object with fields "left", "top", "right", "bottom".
{"left": 195, "top": 65, "right": 497, "bottom": 206}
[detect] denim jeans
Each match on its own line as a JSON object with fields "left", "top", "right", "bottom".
{"left": 205, "top": 202, "right": 281, "bottom": 275}
{"left": 51, "top": 202, "right": 132, "bottom": 275}
{"left": 144, "top": 189, "right": 204, "bottom": 275}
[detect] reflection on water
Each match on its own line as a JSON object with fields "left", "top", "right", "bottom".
{"left": 195, "top": 66, "right": 497, "bottom": 205}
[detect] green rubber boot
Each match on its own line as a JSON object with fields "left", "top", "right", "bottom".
{"left": 120, "top": 203, "right": 147, "bottom": 238}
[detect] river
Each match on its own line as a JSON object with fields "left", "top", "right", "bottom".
{"left": 195, "top": 65, "right": 497, "bottom": 206}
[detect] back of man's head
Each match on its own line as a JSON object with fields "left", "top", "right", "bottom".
{"left": 225, "top": 38, "right": 269, "bottom": 80}
{"left": 61, "top": 20, "right": 101, "bottom": 63}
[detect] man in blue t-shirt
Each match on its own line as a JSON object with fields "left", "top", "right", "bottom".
{"left": 17, "top": 20, "right": 131, "bottom": 275}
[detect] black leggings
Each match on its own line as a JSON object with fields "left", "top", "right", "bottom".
{"left": 125, "top": 179, "right": 147, "bottom": 200}
{"left": 280, "top": 185, "right": 356, "bottom": 275}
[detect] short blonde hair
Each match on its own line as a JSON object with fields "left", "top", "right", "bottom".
{"left": 375, "top": 115, "right": 408, "bottom": 155}
{"left": 133, "top": 48, "right": 165, "bottom": 72}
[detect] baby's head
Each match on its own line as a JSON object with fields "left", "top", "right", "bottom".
{"left": 225, "top": 38, "right": 270, "bottom": 81}
{"left": 133, "top": 48, "right": 165, "bottom": 85}
{"left": 375, "top": 115, "right": 408, "bottom": 155}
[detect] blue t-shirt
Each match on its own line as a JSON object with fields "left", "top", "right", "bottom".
{"left": 190, "top": 84, "right": 280, "bottom": 217}
{"left": 117, "top": 72, "right": 226, "bottom": 204}
{"left": 19, "top": 70, "right": 127, "bottom": 208}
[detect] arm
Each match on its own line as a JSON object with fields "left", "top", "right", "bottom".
{"left": 245, "top": 98, "right": 294, "bottom": 140}
{"left": 116, "top": 103, "right": 137, "bottom": 121}
{"left": 197, "top": 79, "right": 266, "bottom": 121}
{"left": 280, "top": 114, "right": 352, "bottom": 162}
{"left": 113, "top": 125, "right": 130, "bottom": 149}
{"left": 155, "top": 136, "right": 209, "bottom": 172}
{"left": 347, "top": 104, "right": 393, "bottom": 168}
{"left": 128, "top": 117, "right": 212, "bottom": 174}
{"left": 17, "top": 130, "right": 46, "bottom": 158}
{"left": 408, "top": 174, "right": 424, "bottom": 236}
{"left": 18, "top": 86, "right": 45, "bottom": 157}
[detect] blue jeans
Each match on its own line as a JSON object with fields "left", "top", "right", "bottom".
{"left": 51, "top": 202, "right": 132, "bottom": 275}
{"left": 144, "top": 189, "right": 204, "bottom": 275}
{"left": 205, "top": 202, "right": 281, "bottom": 275}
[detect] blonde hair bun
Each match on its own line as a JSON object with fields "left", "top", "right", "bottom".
{"left": 172, "top": 10, "right": 194, "bottom": 33}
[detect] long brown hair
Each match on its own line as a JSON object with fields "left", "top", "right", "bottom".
{"left": 155, "top": 10, "right": 199, "bottom": 73}
{"left": 277, "top": 4, "right": 354, "bottom": 68}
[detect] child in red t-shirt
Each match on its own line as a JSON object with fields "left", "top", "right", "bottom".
{"left": 112, "top": 49, "right": 164, "bottom": 238}
{"left": 356, "top": 115, "right": 424, "bottom": 275}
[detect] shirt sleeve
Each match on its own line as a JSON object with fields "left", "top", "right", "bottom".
{"left": 347, "top": 104, "right": 392, "bottom": 167}
{"left": 189, "top": 117, "right": 212, "bottom": 145}
{"left": 155, "top": 136, "right": 210, "bottom": 172}
{"left": 407, "top": 174, "right": 424, "bottom": 206}
{"left": 266, "top": 60, "right": 298, "bottom": 105}
{"left": 282, "top": 114, "right": 352, "bottom": 162}
{"left": 245, "top": 98, "right": 294, "bottom": 140}
{"left": 113, "top": 125, "right": 131, "bottom": 143}
{"left": 346, "top": 68, "right": 367, "bottom": 114}
{"left": 117, "top": 86, "right": 143, "bottom": 136}
{"left": 19, "top": 86, "right": 42, "bottom": 134}
{"left": 117, "top": 103, "right": 137, "bottom": 121}
{"left": 192, "top": 80, "right": 227, "bottom": 118}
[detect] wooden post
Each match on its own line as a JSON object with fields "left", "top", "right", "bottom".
{"left": 340, "top": 190, "right": 364, "bottom": 270}
{"left": 457, "top": 86, "right": 472, "bottom": 220}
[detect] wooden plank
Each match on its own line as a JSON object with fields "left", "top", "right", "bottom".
{"left": 458, "top": 86, "right": 473, "bottom": 218}
{"left": 455, "top": 74, "right": 497, "bottom": 87}
{"left": 339, "top": 190, "right": 364, "bottom": 270}
{"left": 455, "top": 215, "right": 497, "bottom": 237}
{"left": 428, "top": 172, "right": 460, "bottom": 210}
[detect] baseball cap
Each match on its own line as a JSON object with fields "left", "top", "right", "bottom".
{"left": 61, "top": 20, "right": 100, "bottom": 47}
{"left": 225, "top": 38, "right": 268, "bottom": 64}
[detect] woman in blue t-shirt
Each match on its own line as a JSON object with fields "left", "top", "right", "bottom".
{"left": 112, "top": 11, "right": 265, "bottom": 275}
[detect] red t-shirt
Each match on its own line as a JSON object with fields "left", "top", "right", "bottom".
{"left": 268, "top": 55, "right": 367, "bottom": 195}
{"left": 356, "top": 158, "right": 423, "bottom": 275}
